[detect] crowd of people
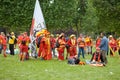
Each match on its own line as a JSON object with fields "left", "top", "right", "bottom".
{"left": 0, "top": 30, "right": 120, "bottom": 66}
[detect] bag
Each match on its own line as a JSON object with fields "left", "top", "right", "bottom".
{"left": 14, "top": 38, "right": 17, "bottom": 44}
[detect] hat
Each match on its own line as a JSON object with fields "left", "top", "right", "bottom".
{"left": 109, "top": 35, "right": 113, "bottom": 38}
{"left": 56, "top": 34, "right": 59, "bottom": 37}
{"left": 11, "top": 32, "right": 14, "bottom": 35}
{"left": 36, "top": 31, "right": 43, "bottom": 37}
{"left": 24, "top": 32, "right": 27, "bottom": 34}
{"left": 70, "top": 34, "right": 75, "bottom": 38}
{"left": 50, "top": 34, "right": 54, "bottom": 37}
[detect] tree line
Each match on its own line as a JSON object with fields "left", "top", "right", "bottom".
{"left": 0, "top": 0, "right": 120, "bottom": 36}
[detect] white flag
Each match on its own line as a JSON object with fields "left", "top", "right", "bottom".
{"left": 30, "top": 0, "right": 46, "bottom": 57}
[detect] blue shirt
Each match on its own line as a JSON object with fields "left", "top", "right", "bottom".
{"left": 99, "top": 36, "right": 109, "bottom": 51}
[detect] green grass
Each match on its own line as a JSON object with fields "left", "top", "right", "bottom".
{"left": 0, "top": 53, "right": 120, "bottom": 80}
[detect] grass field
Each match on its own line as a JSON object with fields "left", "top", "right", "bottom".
{"left": 0, "top": 52, "right": 120, "bottom": 80}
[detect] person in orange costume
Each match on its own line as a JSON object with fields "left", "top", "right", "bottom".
{"left": 57, "top": 34, "right": 66, "bottom": 60}
{"left": 77, "top": 34, "right": 85, "bottom": 59}
{"left": 40, "top": 29, "right": 52, "bottom": 60}
{"left": 67, "top": 34, "right": 77, "bottom": 57}
{"left": 109, "top": 35, "right": 117, "bottom": 56}
{"left": 85, "top": 35, "right": 92, "bottom": 55}
{"left": 1, "top": 32, "right": 7, "bottom": 57}
{"left": 117, "top": 37, "right": 120, "bottom": 57}
{"left": 17, "top": 33, "right": 24, "bottom": 54}
{"left": 24, "top": 32, "right": 30, "bottom": 46}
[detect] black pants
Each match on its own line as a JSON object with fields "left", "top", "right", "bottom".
{"left": 118, "top": 49, "right": 120, "bottom": 55}
{"left": 9, "top": 44, "right": 14, "bottom": 55}
{"left": 101, "top": 50, "right": 107, "bottom": 64}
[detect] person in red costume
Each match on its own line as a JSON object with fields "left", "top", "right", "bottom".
{"left": 57, "top": 34, "right": 66, "bottom": 60}
{"left": 1, "top": 32, "right": 7, "bottom": 57}
{"left": 90, "top": 47, "right": 101, "bottom": 63}
{"left": 109, "top": 35, "right": 117, "bottom": 56}
{"left": 19, "top": 32, "right": 30, "bottom": 61}
{"left": 17, "top": 33, "right": 24, "bottom": 54}
{"left": 85, "top": 35, "right": 92, "bottom": 55}
{"left": 67, "top": 34, "right": 77, "bottom": 57}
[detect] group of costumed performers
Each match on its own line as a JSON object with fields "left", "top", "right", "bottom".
{"left": 17, "top": 32, "right": 30, "bottom": 61}
{"left": 36, "top": 29, "right": 52, "bottom": 60}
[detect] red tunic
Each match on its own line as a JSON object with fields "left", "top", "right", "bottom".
{"left": 2, "top": 36, "right": 7, "bottom": 50}
{"left": 109, "top": 38, "right": 117, "bottom": 52}
{"left": 21, "top": 38, "right": 28, "bottom": 53}
{"left": 67, "top": 39, "right": 77, "bottom": 57}
{"left": 96, "top": 38, "right": 101, "bottom": 48}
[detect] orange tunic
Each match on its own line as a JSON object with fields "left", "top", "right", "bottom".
{"left": 77, "top": 37, "right": 85, "bottom": 48}
{"left": 58, "top": 39, "right": 66, "bottom": 60}
{"left": 40, "top": 37, "right": 52, "bottom": 60}
{"left": 2, "top": 36, "right": 7, "bottom": 50}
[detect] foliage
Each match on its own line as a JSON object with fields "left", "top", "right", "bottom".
{"left": 0, "top": 0, "right": 119, "bottom": 36}
{"left": 93, "top": 0, "right": 120, "bottom": 34}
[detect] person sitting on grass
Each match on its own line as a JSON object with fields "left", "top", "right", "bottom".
{"left": 90, "top": 47, "right": 101, "bottom": 63}
{"left": 68, "top": 55, "right": 85, "bottom": 65}
{"left": 90, "top": 47, "right": 105, "bottom": 66}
